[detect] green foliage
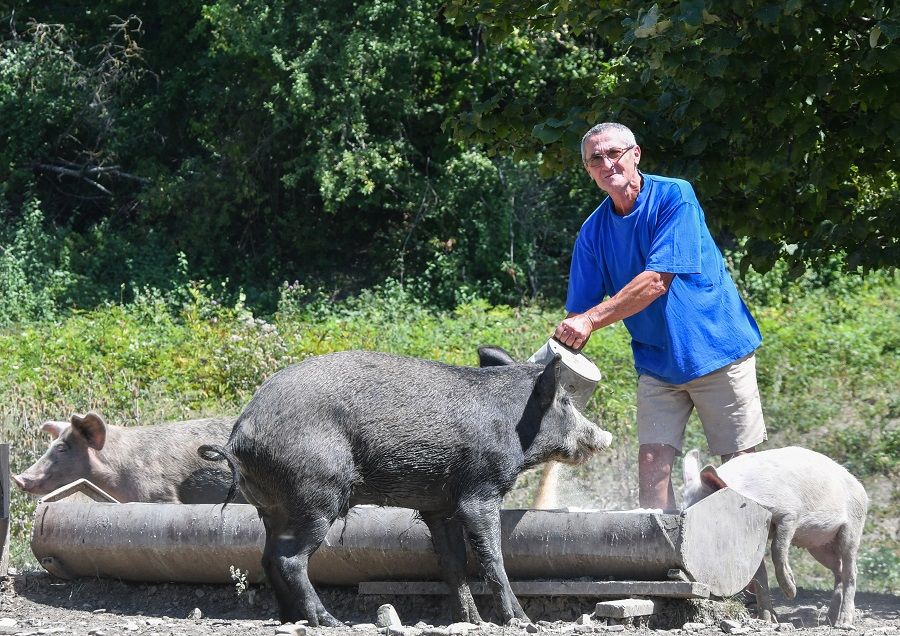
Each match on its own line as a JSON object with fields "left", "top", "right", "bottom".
{"left": 858, "top": 545, "right": 900, "bottom": 593}
{"left": 4, "top": 275, "right": 898, "bottom": 589}
{"left": 444, "top": 0, "right": 900, "bottom": 272}
{"left": 0, "top": 2, "right": 605, "bottom": 310}
{"left": 750, "top": 271, "right": 899, "bottom": 478}
{"left": 0, "top": 198, "right": 76, "bottom": 324}
{"left": 0, "top": 17, "right": 150, "bottom": 216}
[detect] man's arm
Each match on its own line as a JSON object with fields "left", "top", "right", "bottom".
{"left": 555, "top": 270, "right": 674, "bottom": 350}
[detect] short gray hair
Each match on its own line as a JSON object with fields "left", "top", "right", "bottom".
{"left": 581, "top": 123, "right": 637, "bottom": 163}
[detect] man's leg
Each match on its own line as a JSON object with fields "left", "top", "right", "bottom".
{"left": 636, "top": 374, "right": 693, "bottom": 510}
{"left": 722, "top": 447, "right": 756, "bottom": 462}
{"left": 638, "top": 443, "right": 677, "bottom": 509}
{"left": 690, "top": 353, "right": 767, "bottom": 459}
{"left": 689, "top": 354, "right": 767, "bottom": 600}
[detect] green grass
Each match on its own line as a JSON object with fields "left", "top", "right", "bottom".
{"left": 2, "top": 275, "right": 898, "bottom": 592}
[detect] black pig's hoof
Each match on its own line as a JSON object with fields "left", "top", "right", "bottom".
{"left": 318, "top": 611, "right": 343, "bottom": 628}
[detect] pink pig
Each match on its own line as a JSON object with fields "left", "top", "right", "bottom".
{"left": 13, "top": 411, "right": 241, "bottom": 503}
{"left": 682, "top": 446, "right": 867, "bottom": 628}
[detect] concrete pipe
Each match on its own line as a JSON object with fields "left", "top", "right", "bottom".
{"left": 31, "top": 487, "right": 769, "bottom": 597}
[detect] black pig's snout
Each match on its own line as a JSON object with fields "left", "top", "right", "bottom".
{"left": 563, "top": 413, "right": 613, "bottom": 464}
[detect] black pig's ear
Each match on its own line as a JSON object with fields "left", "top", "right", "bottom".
{"left": 699, "top": 465, "right": 728, "bottom": 491}
{"left": 535, "top": 355, "right": 562, "bottom": 410}
{"left": 477, "top": 345, "right": 516, "bottom": 367}
{"left": 70, "top": 411, "right": 107, "bottom": 450}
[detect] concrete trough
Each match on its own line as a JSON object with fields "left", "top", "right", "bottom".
{"left": 30, "top": 485, "right": 769, "bottom": 598}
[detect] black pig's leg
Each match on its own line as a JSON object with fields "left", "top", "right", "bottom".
{"left": 260, "top": 515, "right": 298, "bottom": 621}
{"left": 457, "top": 497, "right": 528, "bottom": 623}
{"left": 262, "top": 510, "right": 342, "bottom": 627}
{"left": 421, "top": 511, "right": 482, "bottom": 623}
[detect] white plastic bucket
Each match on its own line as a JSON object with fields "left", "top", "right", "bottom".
{"left": 528, "top": 338, "right": 602, "bottom": 410}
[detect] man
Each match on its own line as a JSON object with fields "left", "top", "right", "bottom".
{"left": 554, "top": 122, "right": 766, "bottom": 510}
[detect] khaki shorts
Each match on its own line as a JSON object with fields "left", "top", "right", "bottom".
{"left": 636, "top": 353, "right": 767, "bottom": 456}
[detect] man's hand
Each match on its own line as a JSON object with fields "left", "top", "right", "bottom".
{"left": 557, "top": 271, "right": 674, "bottom": 351}
{"left": 554, "top": 313, "right": 593, "bottom": 351}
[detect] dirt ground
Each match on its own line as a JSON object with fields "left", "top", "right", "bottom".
{"left": 0, "top": 571, "right": 897, "bottom": 636}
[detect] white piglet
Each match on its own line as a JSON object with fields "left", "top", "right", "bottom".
{"left": 682, "top": 446, "right": 867, "bottom": 628}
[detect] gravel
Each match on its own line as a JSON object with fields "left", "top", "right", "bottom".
{"left": 0, "top": 572, "right": 897, "bottom": 636}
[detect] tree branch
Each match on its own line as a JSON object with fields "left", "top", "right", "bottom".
{"left": 33, "top": 162, "right": 151, "bottom": 197}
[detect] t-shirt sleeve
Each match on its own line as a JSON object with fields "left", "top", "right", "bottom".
{"left": 645, "top": 202, "right": 703, "bottom": 274}
{"left": 566, "top": 231, "right": 607, "bottom": 313}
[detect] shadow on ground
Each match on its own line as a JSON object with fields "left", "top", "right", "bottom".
{"left": 11, "top": 572, "right": 900, "bottom": 628}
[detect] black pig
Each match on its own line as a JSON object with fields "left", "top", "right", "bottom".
{"left": 201, "top": 350, "right": 612, "bottom": 626}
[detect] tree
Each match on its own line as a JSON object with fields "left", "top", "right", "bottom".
{"left": 0, "top": 1, "right": 599, "bottom": 309}
{"left": 444, "top": 0, "right": 900, "bottom": 273}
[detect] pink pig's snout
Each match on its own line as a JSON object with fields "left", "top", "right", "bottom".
{"left": 11, "top": 472, "right": 44, "bottom": 495}
{"left": 12, "top": 473, "right": 28, "bottom": 491}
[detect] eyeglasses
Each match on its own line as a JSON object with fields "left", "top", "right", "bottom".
{"left": 585, "top": 145, "right": 635, "bottom": 168}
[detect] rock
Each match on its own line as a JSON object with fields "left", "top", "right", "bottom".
{"left": 88, "top": 630, "right": 107, "bottom": 636}
{"left": 377, "top": 604, "right": 402, "bottom": 629}
{"left": 602, "top": 626, "right": 625, "bottom": 633}
{"left": 774, "top": 624, "right": 795, "bottom": 632}
{"left": 594, "top": 599, "right": 658, "bottom": 619}
{"left": 682, "top": 623, "right": 706, "bottom": 631}
{"left": 422, "top": 628, "right": 450, "bottom": 636}
{"left": 576, "top": 615, "right": 594, "bottom": 626}
{"left": 354, "top": 624, "right": 379, "bottom": 631}
{"left": 123, "top": 622, "right": 139, "bottom": 631}
{"left": 574, "top": 625, "right": 593, "bottom": 633}
{"left": 448, "top": 621, "right": 479, "bottom": 635}
{"left": 0, "top": 619, "right": 16, "bottom": 628}
{"left": 189, "top": 607, "right": 203, "bottom": 620}
{"left": 91, "top": 609, "right": 107, "bottom": 614}
{"left": 275, "top": 624, "right": 308, "bottom": 636}
{"left": 719, "top": 620, "right": 742, "bottom": 634}
{"left": 526, "top": 624, "right": 540, "bottom": 634}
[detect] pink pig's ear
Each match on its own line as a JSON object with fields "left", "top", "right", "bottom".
{"left": 682, "top": 448, "right": 702, "bottom": 489}
{"left": 40, "top": 421, "right": 69, "bottom": 440}
{"left": 70, "top": 411, "right": 107, "bottom": 450}
{"left": 699, "top": 465, "right": 728, "bottom": 492}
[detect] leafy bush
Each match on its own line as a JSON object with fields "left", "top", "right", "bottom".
{"left": 858, "top": 545, "right": 900, "bottom": 594}
{"left": 0, "top": 198, "right": 76, "bottom": 325}
{"left": 2, "top": 276, "right": 898, "bottom": 592}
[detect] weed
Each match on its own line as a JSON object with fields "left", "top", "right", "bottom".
{"left": 230, "top": 565, "right": 249, "bottom": 597}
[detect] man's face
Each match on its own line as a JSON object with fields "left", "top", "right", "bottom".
{"left": 582, "top": 131, "right": 641, "bottom": 194}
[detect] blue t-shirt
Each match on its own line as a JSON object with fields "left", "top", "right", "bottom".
{"left": 566, "top": 173, "right": 761, "bottom": 384}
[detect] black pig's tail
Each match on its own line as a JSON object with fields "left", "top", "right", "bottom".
{"left": 198, "top": 444, "right": 240, "bottom": 506}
